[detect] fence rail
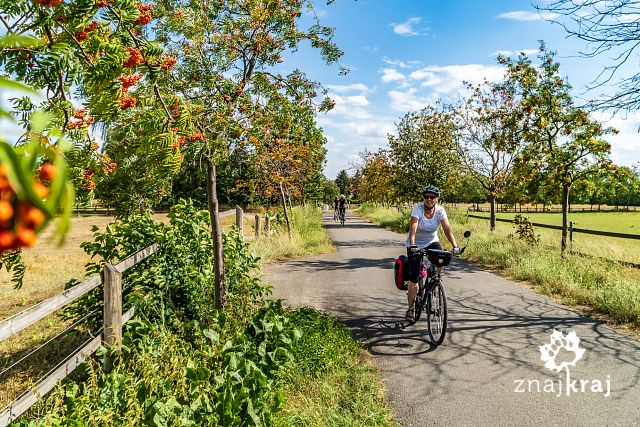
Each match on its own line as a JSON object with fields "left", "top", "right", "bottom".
{"left": 471, "top": 206, "right": 639, "bottom": 213}
{"left": 0, "top": 244, "right": 159, "bottom": 426}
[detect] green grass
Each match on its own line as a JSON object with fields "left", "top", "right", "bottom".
{"left": 274, "top": 308, "right": 398, "bottom": 427}
{"left": 356, "top": 203, "right": 640, "bottom": 330}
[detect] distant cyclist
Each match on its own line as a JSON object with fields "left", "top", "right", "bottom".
{"left": 338, "top": 194, "right": 347, "bottom": 219}
{"left": 405, "top": 186, "right": 460, "bottom": 322}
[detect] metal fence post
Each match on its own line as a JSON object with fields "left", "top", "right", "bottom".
{"left": 569, "top": 221, "right": 574, "bottom": 252}
{"left": 255, "top": 214, "right": 261, "bottom": 239}
{"left": 103, "top": 264, "right": 122, "bottom": 372}
{"left": 235, "top": 205, "right": 244, "bottom": 234}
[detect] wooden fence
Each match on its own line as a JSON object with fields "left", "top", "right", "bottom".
{"left": 467, "top": 213, "right": 640, "bottom": 269}
{"left": 0, "top": 206, "right": 271, "bottom": 426}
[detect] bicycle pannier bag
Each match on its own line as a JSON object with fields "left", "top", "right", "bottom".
{"left": 394, "top": 255, "right": 409, "bottom": 290}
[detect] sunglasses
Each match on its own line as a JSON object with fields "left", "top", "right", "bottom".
{"left": 423, "top": 195, "right": 437, "bottom": 200}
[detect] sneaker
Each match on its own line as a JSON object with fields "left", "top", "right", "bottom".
{"left": 405, "top": 308, "right": 415, "bottom": 322}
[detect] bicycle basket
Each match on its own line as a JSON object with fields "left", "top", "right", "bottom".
{"left": 426, "top": 249, "right": 453, "bottom": 267}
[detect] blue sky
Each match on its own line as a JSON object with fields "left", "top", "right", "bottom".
{"left": 299, "top": 0, "right": 640, "bottom": 179}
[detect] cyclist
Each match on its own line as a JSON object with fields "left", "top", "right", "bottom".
{"left": 338, "top": 194, "right": 347, "bottom": 220}
{"left": 405, "top": 185, "right": 460, "bottom": 322}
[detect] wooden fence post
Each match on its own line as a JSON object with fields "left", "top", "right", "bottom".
{"left": 265, "top": 215, "right": 271, "bottom": 236}
{"left": 235, "top": 205, "right": 244, "bottom": 235}
{"left": 103, "top": 264, "right": 122, "bottom": 372}
{"left": 255, "top": 214, "right": 261, "bottom": 239}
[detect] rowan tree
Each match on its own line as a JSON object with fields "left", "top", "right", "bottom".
{"left": 454, "top": 81, "right": 524, "bottom": 230}
{"left": 152, "top": 0, "right": 342, "bottom": 307}
{"left": 502, "top": 43, "right": 616, "bottom": 253}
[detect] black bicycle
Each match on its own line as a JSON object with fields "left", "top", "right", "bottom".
{"left": 338, "top": 207, "right": 346, "bottom": 225}
{"left": 412, "top": 231, "right": 470, "bottom": 346}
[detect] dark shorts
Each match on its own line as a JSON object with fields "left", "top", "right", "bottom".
{"left": 406, "top": 241, "right": 442, "bottom": 283}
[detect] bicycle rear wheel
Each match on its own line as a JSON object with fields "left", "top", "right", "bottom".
{"left": 427, "top": 281, "right": 447, "bottom": 346}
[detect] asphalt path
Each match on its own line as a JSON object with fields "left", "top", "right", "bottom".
{"left": 266, "top": 210, "right": 640, "bottom": 427}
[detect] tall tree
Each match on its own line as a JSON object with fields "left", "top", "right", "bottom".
{"left": 502, "top": 43, "right": 616, "bottom": 253}
{"left": 355, "top": 149, "right": 395, "bottom": 205}
{"left": 154, "top": 0, "right": 342, "bottom": 307}
{"left": 454, "top": 81, "right": 524, "bottom": 230}
{"left": 334, "top": 169, "right": 350, "bottom": 196}
{"left": 388, "top": 105, "right": 460, "bottom": 202}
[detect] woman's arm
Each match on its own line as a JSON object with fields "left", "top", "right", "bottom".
{"left": 408, "top": 216, "right": 419, "bottom": 246}
{"left": 441, "top": 218, "right": 458, "bottom": 249}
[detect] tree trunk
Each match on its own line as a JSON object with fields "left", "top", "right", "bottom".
{"left": 207, "top": 162, "right": 226, "bottom": 309}
{"left": 561, "top": 183, "right": 570, "bottom": 256}
{"left": 279, "top": 182, "right": 292, "bottom": 238}
{"left": 489, "top": 192, "right": 496, "bottom": 231}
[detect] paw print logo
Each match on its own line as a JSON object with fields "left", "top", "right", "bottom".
{"left": 539, "top": 329, "right": 585, "bottom": 373}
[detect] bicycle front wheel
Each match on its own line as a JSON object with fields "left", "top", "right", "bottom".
{"left": 414, "top": 281, "right": 425, "bottom": 322}
{"left": 427, "top": 281, "right": 447, "bottom": 346}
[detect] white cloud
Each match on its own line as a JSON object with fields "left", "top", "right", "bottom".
{"left": 324, "top": 94, "right": 372, "bottom": 120}
{"left": 409, "top": 64, "right": 505, "bottom": 96}
{"left": 596, "top": 111, "right": 640, "bottom": 167}
{"left": 390, "top": 17, "right": 429, "bottom": 36}
{"left": 381, "top": 68, "right": 406, "bottom": 83}
{"left": 381, "top": 57, "right": 422, "bottom": 69}
{"left": 496, "top": 10, "right": 559, "bottom": 21}
{"left": 388, "top": 88, "right": 430, "bottom": 112}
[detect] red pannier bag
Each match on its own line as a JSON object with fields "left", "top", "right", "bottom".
{"left": 394, "top": 255, "right": 409, "bottom": 290}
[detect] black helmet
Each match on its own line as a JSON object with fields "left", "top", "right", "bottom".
{"left": 422, "top": 185, "right": 440, "bottom": 197}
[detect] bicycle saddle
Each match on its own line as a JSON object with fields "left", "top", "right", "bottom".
{"left": 425, "top": 249, "right": 453, "bottom": 267}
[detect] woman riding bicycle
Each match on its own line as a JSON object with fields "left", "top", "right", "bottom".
{"left": 405, "top": 185, "right": 460, "bottom": 322}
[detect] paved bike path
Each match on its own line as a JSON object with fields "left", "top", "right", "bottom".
{"left": 266, "top": 211, "right": 640, "bottom": 427}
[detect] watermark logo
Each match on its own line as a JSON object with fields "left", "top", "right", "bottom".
{"left": 514, "top": 329, "right": 611, "bottom": 397}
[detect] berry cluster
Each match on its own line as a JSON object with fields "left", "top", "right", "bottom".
{"left": 74, "top": 31, "right": 89, "bottom": 42}
{"left": 136, "top": 3, "right": 152, "bottom": 26}
{"left": 33, "top": 0, "right": 63, "bottom": 7}
{"left": 120, "top": 94, "right": 136, "bottom": 110}
{"left": 173, "top": 136, "right": 186, "bottom": 149}
{"left": 152, "top": 56, "right": 176, "bottom": 70}
{"left": 83, "top": 168, "right": 96, "bottom": 191}
{"left": 67, "top": 108, "right": 95, "bottom": 129}
{"left": 0, "top": 163, "right": 54, "bottom": 254}
{"left": 123, "top": 47, "right": 144, "bottom": 68}
{"left": 189, "top": 132, "right": 204, "bottom": 142}
{"left": 120, "top": 73, "right": 143, "bottom": 92}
